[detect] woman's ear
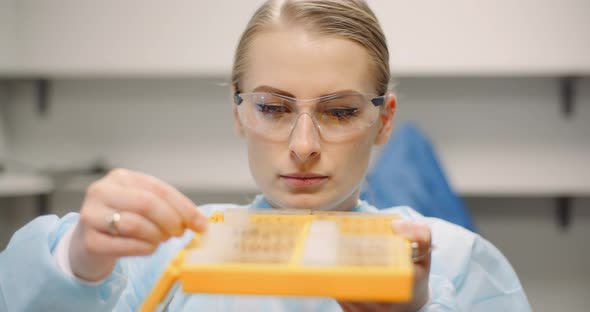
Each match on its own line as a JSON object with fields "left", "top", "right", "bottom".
{"left": 374, "top": 94, "right": 396, "bottom": 145}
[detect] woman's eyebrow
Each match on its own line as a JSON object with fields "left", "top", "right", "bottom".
{"left": 252, "top": 86, "right": 295, "bottom": 98}
{"left": 318, "top": 89, "right": 361, "bottom": 98}
{"left": 252, "top": 86, "right": 362, "bottom": 98}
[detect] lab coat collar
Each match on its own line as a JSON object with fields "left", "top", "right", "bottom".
{"left": 251, "top": 194, "right": 369, "bottom": 213}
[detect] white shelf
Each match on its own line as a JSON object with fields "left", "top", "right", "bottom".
{"left": 1, "top": 0, "right": 589, "bottom": 77}
{"left": 0, "top": 173, "right": 54, "bottom": 197}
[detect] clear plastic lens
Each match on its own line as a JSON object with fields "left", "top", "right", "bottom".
{"left": 237, "top": 93, "right": 381, "bottom": 141}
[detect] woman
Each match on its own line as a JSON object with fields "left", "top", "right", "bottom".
{"left": 0, "top": 0, "right": 531, "bottom": 311}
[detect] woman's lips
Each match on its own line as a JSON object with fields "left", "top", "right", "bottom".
{"left": 280, "top": 173, "right": 329, "bottom": 187}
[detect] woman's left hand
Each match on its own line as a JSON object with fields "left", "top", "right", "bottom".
{"left": 338, "top": 220, "right": 432, "bottom": 312}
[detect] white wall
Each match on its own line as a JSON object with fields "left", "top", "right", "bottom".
{"left": 3, "top": 78, "right": 254, "bottom": 192}
{"left": 0, "top": 84, "right": 8, "bottom": 160}
{"left": 1, "top": 0, "right": 16, "bottom": 157}
{"left": 0, "top": 0, "right": 16, "bottom": 72}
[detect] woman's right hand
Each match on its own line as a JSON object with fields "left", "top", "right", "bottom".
{"left": 69, "top": 168, "right": 208, "bottom": 282}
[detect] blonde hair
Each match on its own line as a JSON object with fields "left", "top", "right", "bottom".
{"left": 231, "top": 0, "right": 390, "bottom": 95}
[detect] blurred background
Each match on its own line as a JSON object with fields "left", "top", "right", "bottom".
{"left": 0, "top": 0, "right": 589, "bottom": 310}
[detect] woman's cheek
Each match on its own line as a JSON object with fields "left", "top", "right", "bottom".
{"left": 247, "top": 138, "right": 282, "bottom": 185}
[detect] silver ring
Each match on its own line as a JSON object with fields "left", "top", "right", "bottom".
{"left": 411, "top": 241, "right": 435, "bottom": 262}
{"left": 107, "top": 211, "right": 122, "bottom": 235}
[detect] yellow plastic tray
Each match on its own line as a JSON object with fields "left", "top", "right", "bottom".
{"left": 140, "top": 209, "right": 413, "bottom": 312}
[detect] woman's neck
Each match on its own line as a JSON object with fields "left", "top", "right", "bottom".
{"left": 263, "top": 189, "right": 361, "bottom": 212}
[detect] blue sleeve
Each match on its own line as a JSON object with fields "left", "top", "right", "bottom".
{"left": 417, "top": 217, "right": 531, "bottom": 311}
{"left": 0, "top": 213, "right": 128, "bottom": 312}
{"left": 0, "top": 205, "right": 220, "bottom": 312}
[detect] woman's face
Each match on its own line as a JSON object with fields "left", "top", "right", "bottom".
{"left": 234, "top": 27, "right": 395, "bottom": 211}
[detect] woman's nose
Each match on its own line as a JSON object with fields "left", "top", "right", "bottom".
{"left": 288, "top": 113, "right": 321, "bottom": 163}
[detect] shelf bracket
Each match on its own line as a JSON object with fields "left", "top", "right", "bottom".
{"left": 559, "top": 76, "right": 578, "bottom": 118}
{"left": 555, "top": 196, "right": 573, "bottom": 230}
{"left": 35, "top": 79, "right": 51, "bottom": 116}
{"left": 36, "top": 193, "right": 50, "bottom": 216}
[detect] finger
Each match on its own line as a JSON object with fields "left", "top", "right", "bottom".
{"left": 84, "top": 228, "right": 158, "bottom": 257}
{"left": 108, "top": 169, "right": 207, "bottom": 232}
{"left": 411, "top": 223, "right": 432, "bottom": 266}
{"left": 412, "top": 223, "right": 432, "bottom": 248}
{"left": 391, "top": 220, "right": 432, "bottom": 265}
{"left": 339, "top": 302, "right": 364, "bottom": 312}
{"left": 88, "top": 180, "right": 185, "bottom": 237}
{"left": 81, "top": 201, "right": 169, "bottom": 245}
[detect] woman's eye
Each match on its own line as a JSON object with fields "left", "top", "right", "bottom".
{"left": 255, "top": 104, "right": 290, "bottom": 115}
{"left": 325, "top": 108, "right": 359, "bottom": 120}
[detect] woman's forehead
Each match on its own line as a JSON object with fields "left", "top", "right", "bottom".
{"left": 241, "top": 28, "right": 375, "bottom": 97}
